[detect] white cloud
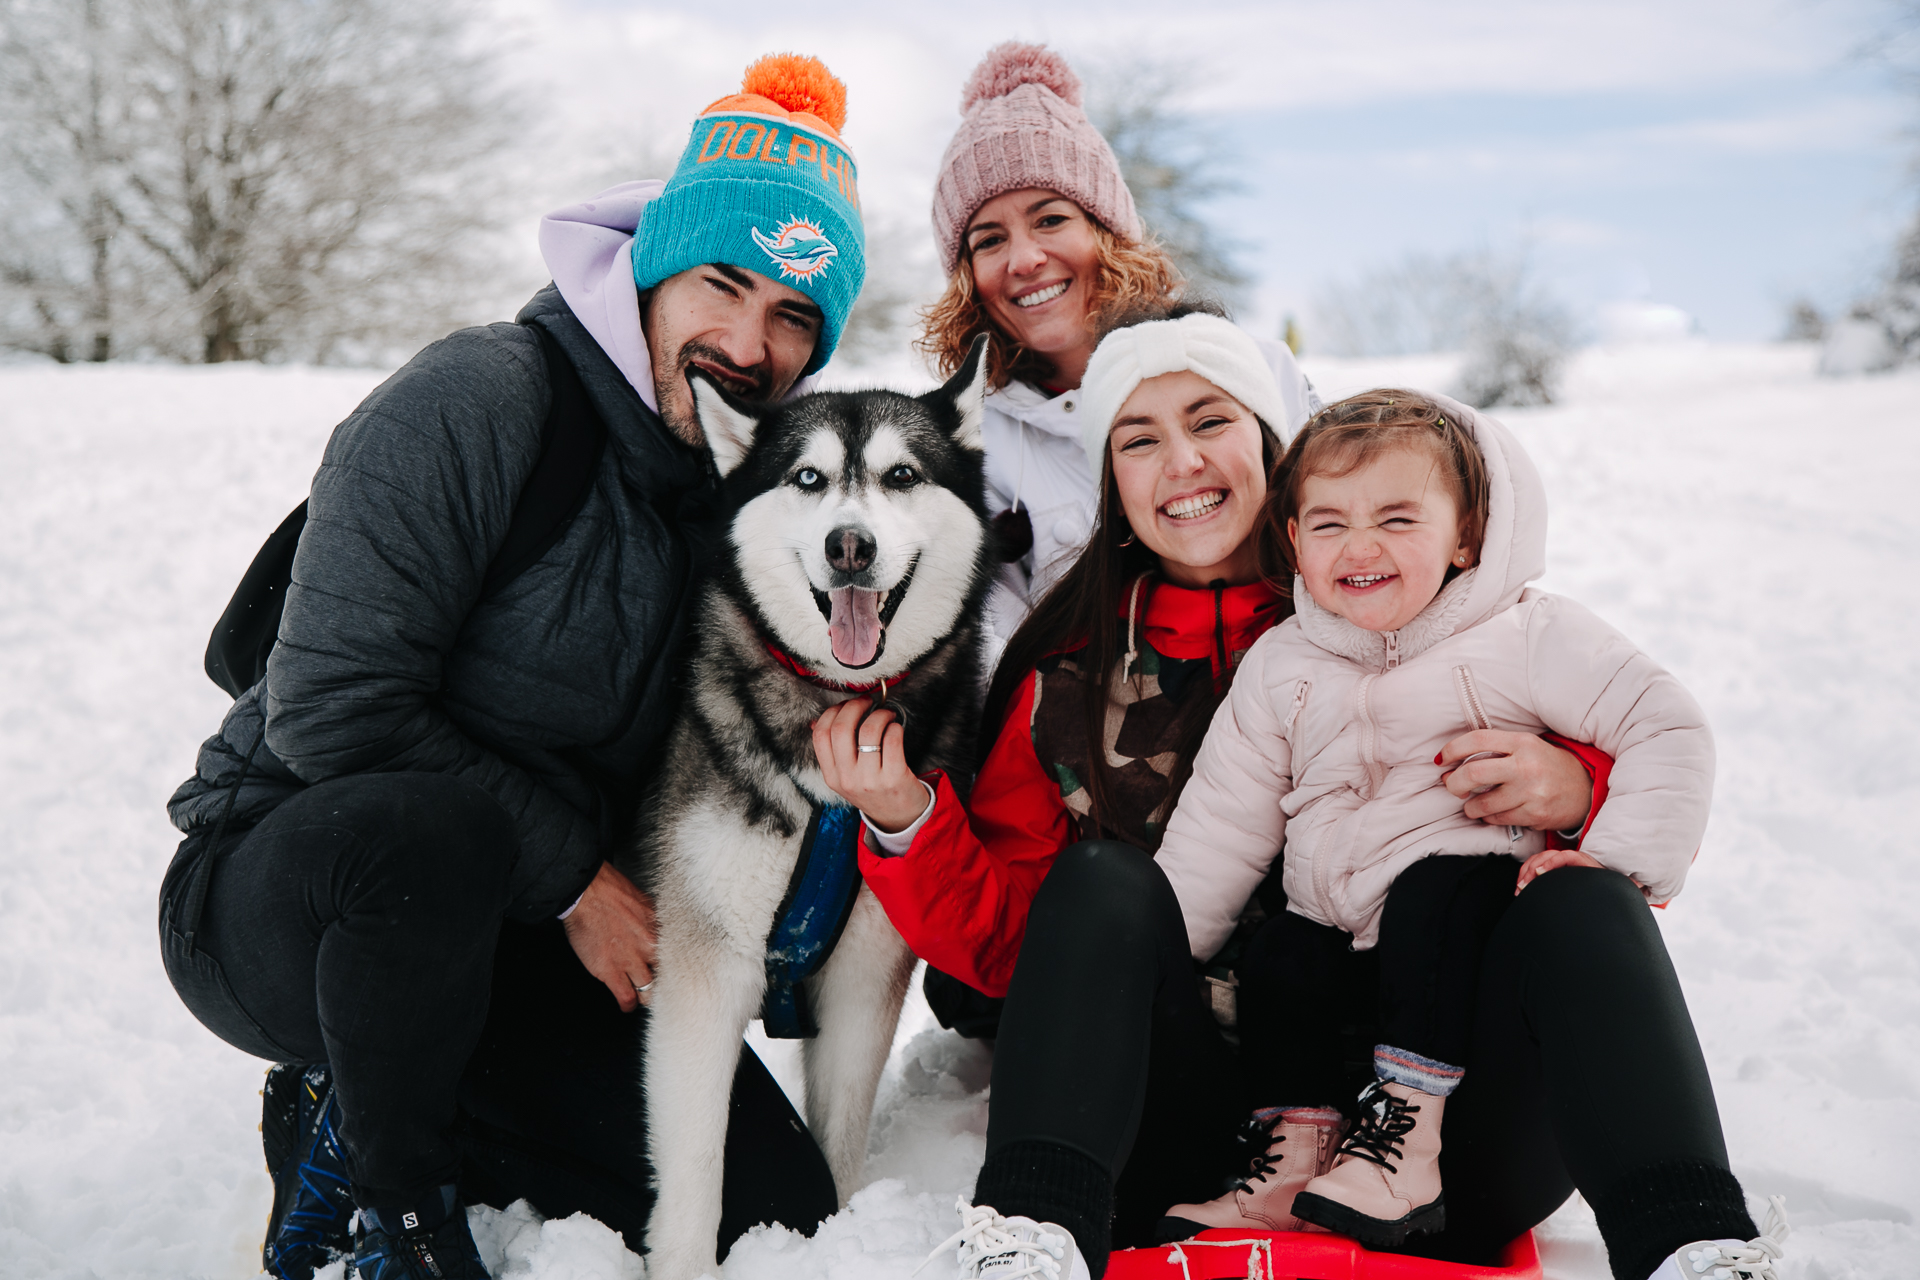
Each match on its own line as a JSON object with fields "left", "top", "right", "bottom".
{"left": 497, "top": 0, "right": 1900, "bottom": 214}
{"left": 1624, "top": 94, "right": 1909, "bottom": 152}
{"left": 516, "top": 0, "right": 1888, "bottom": 111}
{"left": 485, "top": 0, "right": 1910, "bottom": 341}
{"left": 1234, "top": 90, "right": 1907, "bottom": 198}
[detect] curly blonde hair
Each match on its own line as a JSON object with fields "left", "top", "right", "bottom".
{"left": 916, "top": 217, "right": 1184, "bottom": 391}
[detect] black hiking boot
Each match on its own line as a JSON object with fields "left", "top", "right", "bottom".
{"left": 353, "top": 1186, "right": 491, "bottom": 1280}
{"left": 261, "top": 1063, "right": 355, "bottom": 1280}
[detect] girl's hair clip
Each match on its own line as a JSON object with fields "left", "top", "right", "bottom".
{"left": 1435, "top": 415, "right": 1447, "bottom": 429}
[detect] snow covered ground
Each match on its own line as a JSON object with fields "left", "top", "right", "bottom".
{"left": 0, "top": 340, "right": 1914, "bottom": 1279}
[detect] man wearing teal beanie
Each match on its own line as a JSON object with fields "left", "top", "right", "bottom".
{"left": 530, "top": 52, "right": 867, "bottom": 452}
{"left": 159, "top": 54, "right": 865, "bottom": 1280}
{"left": 632, "top": 55, "right": 866, "bottom": 378}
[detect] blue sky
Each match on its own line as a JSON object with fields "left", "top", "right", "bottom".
{"left": 515, "top": 0, "right": 1915, "bottom": 344}
{"left": 1217, "top": 68, "right": 1911, "bottom": 340}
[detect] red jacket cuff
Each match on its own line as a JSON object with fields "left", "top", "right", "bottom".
{"left": 1541, "top": 732, "right": 1612, "bottom": 850}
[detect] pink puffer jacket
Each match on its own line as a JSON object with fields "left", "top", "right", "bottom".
{"left": 1156, "top": 397, "right": 1713, "bottom": 957}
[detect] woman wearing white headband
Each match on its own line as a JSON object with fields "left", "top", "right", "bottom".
{"left": 811, "top": 304, "right": 1748, "bottom": 1280}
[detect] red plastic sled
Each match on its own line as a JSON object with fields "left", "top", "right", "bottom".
{"left": 1103, "top": 1229, "right": 1542, "bottom": 1280}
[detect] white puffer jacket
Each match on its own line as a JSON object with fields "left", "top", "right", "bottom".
{"left": 1156, "top": 397, "right": 1714, "bottom": 957}
{"left": 979, "top": 336, "right": 1320, "bottom": 674}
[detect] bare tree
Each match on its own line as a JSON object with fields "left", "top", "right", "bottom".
{"left": 1082, "top": 57, "right": 1249, "bottom": 304}
{"left": 1781, "top": 299, "right": 1826, "bottom": 342}
{"left": 835, "top": 212, "right": 941, "bottom": 369}
{"left": 1311, "top": 246, "right": 1575, "bottom": 407}
{"left": 1820, "top": 2, "right": 1920, "bottom": 372}
{"left": 1449, "top": 252, "right": 1577, "bottom": 408}
{"left": 0, "top": 0, "right": 520, "bottom": 364}
{"left": 0, "top": 0, "right": 136, "bottom": 361}
{"left": 1310, "top": 253, "right": 1479, "bottom": 358}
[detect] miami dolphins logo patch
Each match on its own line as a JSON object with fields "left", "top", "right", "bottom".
{"left": 751, "top": 217, "right": 839, "bottom": 282}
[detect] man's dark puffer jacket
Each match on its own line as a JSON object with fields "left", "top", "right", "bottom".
{"left": 167, "top": 286, "right": 720, "bottom": 920}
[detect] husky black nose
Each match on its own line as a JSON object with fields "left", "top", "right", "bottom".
{"left": 826, "top": 526, "right": 876, "bottom": 575}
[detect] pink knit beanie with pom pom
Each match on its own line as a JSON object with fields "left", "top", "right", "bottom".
{"left": 932, "top": 42, "right": 1141, "bottom": 275}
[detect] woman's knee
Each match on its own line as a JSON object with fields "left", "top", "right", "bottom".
{"left": 1493, "top": 865, "right": 1664, "bottom": 969}
{"left": 1042, "top": 839, "right": 1164, "bottom": 898}
{"left": 1030, "top": 840, "right": 1175, "bottom": 931}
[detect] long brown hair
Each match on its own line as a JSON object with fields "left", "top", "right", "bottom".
{"left": 979, "top": 304, "right": 1293, "bottom": 831}
{"left": 917, "top": 213, "right": 1185, "bottom": 391}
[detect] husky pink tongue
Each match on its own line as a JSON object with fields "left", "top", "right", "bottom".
{"left": 827, "top": 587, "right": 883, "bottom": 667}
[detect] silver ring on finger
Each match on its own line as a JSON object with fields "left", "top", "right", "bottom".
{"left": 634, "top": 980, "right": 654, "bottom": 993}
{"left": 858, "top": 744, "right": 881, "bottom": 754}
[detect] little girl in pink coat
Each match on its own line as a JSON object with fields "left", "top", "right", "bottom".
{"left": 1154, "top": 389, "right": 1714, "bottom": 1253}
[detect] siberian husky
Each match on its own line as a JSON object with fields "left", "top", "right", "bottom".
{"left": 625, "top": 337, "right": 995, "bottom": 1280}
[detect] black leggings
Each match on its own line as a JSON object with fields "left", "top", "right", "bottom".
{"left": 980, "top": 842, "right": 1248, "bottom": 1262}
{"left": 977, "top": 843, "right": 1756, "bottom": 1280}
{"left": 1241, "top": 855, "right": 1523, "bottom": 1102}
{"left": 158, "top": 772, "right": 836, "bottom": 1255}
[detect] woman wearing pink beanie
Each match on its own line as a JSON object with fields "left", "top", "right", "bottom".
{"left": 918, "top": 42, "right": 1322, "bottom": 665}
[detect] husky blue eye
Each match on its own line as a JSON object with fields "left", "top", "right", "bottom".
{"left": 886, "top": 465, "right": 919, "bottom": 488}
{"left": 794, "top": 468, "right": 823, "bottom": 489}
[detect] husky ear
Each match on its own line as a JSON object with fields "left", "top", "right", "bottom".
{"left": 930, "top": 333, "right": 990, "bottom": 453}
{"left": 687, "top": 369, "right": 761, "bottom": 477}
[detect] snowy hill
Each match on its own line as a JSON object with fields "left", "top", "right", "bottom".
{"left": 0, "top": 341, "right": 1913, "bottom": 1278}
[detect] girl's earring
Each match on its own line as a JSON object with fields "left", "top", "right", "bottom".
{"left": 1454, "top": 553, "right": 1468, "bottom": 565}
{"left": 1117, "top": 522, "right": 1137, "bottom": 548}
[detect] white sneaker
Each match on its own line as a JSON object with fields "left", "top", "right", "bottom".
{"left": 1646, "top": 1196, "right": 1789, "bottom": 1280}
{"left": 919, "top": 1198, "right": 1092, "bottom": 1280}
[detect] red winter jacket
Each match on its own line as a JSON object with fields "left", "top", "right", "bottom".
{"left": 857, "top": 577, "right": 1612, "bottom": 997}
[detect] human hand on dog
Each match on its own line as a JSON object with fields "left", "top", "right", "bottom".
{"left": 812, "top": 699, "right": 931, "bottom": 834}
{"left": 562, "top": 861, "right": 659, "bottom": 1012}
{"left": 1437, "top": 730, "right": 1592, "bottom": 831}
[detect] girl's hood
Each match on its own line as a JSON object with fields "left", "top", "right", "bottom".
{"left": 1294, "top": 394, "right": 1548, "bottom": 668}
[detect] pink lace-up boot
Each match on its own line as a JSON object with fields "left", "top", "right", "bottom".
{"left": 1155, "top": 1106, "right": 1345, "bottom": 1241}
{"left": 1291, "top": 1080, "right": 1446, "bottom": 1249}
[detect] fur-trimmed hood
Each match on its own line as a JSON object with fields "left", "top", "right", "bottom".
{"left": 1292, "top": 393, "right": 1549, "bottom": 673}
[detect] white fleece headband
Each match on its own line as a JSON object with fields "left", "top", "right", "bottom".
{"left": 1078, "top": 313, "right": 1287, "bottom": 474}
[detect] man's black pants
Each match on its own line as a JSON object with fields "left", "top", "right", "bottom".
{"left": 158, "top": 772, "right": 836, "bottom": 1254}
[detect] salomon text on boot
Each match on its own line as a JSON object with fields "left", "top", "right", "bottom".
{"left": 352, "top": 1185, "right": 490, "bottom": 1280}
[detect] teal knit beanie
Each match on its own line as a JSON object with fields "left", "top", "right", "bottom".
{"left": 632, "top": 55, "right": 865, "bottom": 375}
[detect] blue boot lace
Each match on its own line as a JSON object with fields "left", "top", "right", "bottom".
{"left": 265, "top": 1067, "right": 354, "bottom": 1280}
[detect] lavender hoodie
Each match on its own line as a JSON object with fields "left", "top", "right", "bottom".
{"left": 539, "top": 181, "right": 818, "bottom": 410}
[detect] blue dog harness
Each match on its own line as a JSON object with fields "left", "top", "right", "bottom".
{"left": 761, "top": 801, "right": 866, "bottom": 1038}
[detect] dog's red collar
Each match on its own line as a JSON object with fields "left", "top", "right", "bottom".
{"left": 762, "top": 640, "right": 910, "bottom": 697}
